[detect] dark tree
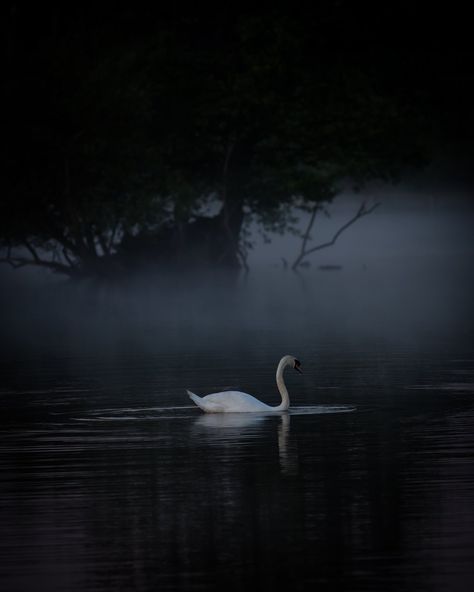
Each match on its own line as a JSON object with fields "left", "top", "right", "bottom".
{"left": 2, "top": 7, "right": 430, "bottom": 278}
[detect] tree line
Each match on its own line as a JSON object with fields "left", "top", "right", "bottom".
{"left": 3, "top": 7, "right": 432, "bottom": 278}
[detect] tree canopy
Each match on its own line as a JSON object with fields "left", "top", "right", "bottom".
{"left": 3, "top": 5, "right": 457, "bottom": 277}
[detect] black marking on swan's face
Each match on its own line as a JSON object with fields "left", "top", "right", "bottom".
{"left": 293, "top": 359, "right": 302, "bottom": 373}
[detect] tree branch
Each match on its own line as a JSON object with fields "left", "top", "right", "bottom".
{"left": 1, "top": 240, "right": 77, "bottom": 275}
{"left": 0, "top": 253, "right": 75, "bottom": 275}
{"left": 23, "top": 239, "right": 42, "bottom": 264}
{"left": 292, "top": 204, "right": 319, "bottom": 270}
{"left": 236, "top": 242, "right": 250, "bottom": 273}
{"left": 108, "top": 220, "right": 120, "bottom": 252}
{"left": 292, "top": 201, "right": 380, "bottom": 270}
{"left": 62, "top": 247, "right": 76, "bottom": 268}
{"left": 97, "top": 233, "right": 110, "bottom": 256}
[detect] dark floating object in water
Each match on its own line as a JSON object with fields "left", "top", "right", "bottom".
{"left": 318, "top": 265, "right": 342, "bottom": 271}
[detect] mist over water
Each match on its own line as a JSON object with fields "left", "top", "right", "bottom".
{"left": 1, "top": 187, "right": 474, "bottom": 591}
{"left": 2, "top": 187, "right": 473, "bottom": 358}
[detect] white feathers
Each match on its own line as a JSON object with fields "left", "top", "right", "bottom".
{"left": 187, "top": 355, "right": 301, "bottom": 413}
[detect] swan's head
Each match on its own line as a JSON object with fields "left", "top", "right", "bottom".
{"left": 280, "top": 355, "right": 303, "bottom": 374}
{"left": 293, "top": 358, "right": 303, "bottom": 374}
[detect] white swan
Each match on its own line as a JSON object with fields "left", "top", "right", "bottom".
{"left": 187, "top": 355, "right": 302, "bottom": 413}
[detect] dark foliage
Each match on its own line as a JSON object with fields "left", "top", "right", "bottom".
{"left": 3, "top": 4, "right": 470, "bottom": 277}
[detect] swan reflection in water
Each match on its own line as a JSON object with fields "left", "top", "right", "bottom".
{"left": 193, "top": 412, "right": 268, "bottom": 430}
{"left": 191, "top": 404, "right": 355, "bottom": 475}
{"left": 278, "top": 413, "right": 298, "bottom": 475}
{"left": 192, "top": 411, "right": 299, "bottom": 475}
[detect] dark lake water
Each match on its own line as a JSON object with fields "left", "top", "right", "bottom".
{"left": 1, "top": 263, "right": 474, "bottom": 591}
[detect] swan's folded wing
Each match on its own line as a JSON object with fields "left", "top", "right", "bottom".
{"left": 188, "top": 390, "right": 226, "bottom": 412}
{"left": 202, "top": 391, "right": 268, "bottom": 412}
{"left": 200, "top": 400, "right": 228, "bottom": 412}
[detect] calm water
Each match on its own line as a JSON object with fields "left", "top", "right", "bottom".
{"left": 1, "top": 266, "right": 474, "bottom": 591}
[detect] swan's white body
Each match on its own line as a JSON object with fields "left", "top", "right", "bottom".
{"left": 187, "top": 355, "right": 301, "bottom": 413}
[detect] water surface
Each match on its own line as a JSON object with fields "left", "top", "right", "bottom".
{"left": 1, "top": 266, "right": 474, "bottom": 591}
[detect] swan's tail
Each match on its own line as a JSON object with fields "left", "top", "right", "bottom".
{"left": 187, "top": 389, "right": 204, "bottom": 409}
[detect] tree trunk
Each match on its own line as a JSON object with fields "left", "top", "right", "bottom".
{"left": 117, "top": 197, "right": 245, "bottom": 271}
{"left": 213, "top": 196, "right": 244, "bottom": 267}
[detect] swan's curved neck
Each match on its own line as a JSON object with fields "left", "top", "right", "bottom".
{"left": 274, "top": 358, "right": 290, "bottom": 411}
